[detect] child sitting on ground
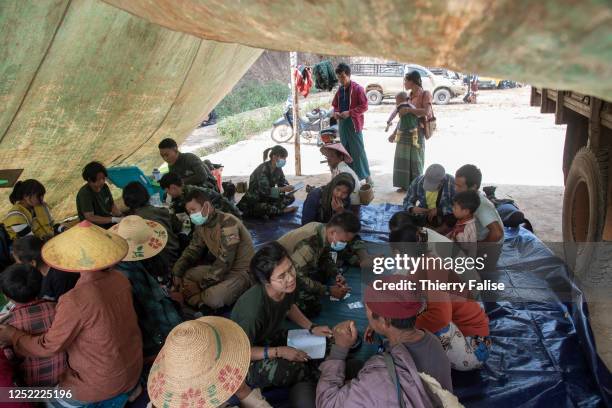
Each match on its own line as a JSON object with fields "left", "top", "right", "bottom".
{"left": 0, "top": 264, "right": 67, "bottom": 386}
{"left": 447, "top": 191, "right": 480, "bottom": 257}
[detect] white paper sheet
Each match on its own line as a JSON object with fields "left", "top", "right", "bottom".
{"left": 287, "top": 182, "right": 305, "bottom": 194}
{"left": 287, "top": 329, "right": 326, "bottom": 359}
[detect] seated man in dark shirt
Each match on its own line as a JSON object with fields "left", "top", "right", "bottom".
{"left": 158, "top": 138, "right": 218, "bottom": 192}
{"left": 75, "top": 161, "right": 123, "bottom": 229}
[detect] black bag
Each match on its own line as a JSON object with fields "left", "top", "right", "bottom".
{"left": 483, "top": 186, "right": 534, "bottom": 232}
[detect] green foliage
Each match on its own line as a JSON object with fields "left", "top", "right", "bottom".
{"left": 195, "top": 97, "right": 331, "bottom": 157}
{"left": 216, "top": 104, "right": 285, "bottom": 145}
{"left": 215, "top": 80, "right": 288, "bottom": 118}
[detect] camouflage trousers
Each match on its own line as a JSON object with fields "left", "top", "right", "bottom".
{"left": 294, "top": 266, "right": 331, "bottom": 318}
{"left": 336, "top": 236, "right": 367, "bottom": 268}
{"left": 238, "top": 194, "right": 295, "bottom": 218}
{"left": 246, "top": 332, "right": 320, "bottom": 388}
{"left": 295, "top": 289, "right": 323, "bottom": 319}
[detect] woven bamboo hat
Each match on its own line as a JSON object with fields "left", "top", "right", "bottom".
{"left": 110, "top": 215, "right": 168, "bottom": 261}
{"left": 320, "top": 143, "right": 353, "bottom": 164}
{"left": 147, "top": 316, "right": 250, "bottom": 408}
{"left": 41, "top": 220, "right": 128, "bottom": 273}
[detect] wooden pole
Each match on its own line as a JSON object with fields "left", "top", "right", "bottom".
{"left": 290, "top": 52, "right": 301, "bottom": 176}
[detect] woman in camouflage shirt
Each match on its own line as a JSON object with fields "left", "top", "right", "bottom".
{"left": 238, "top": 145, "right": 298, "bottom": 219}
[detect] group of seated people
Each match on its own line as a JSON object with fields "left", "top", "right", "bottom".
{"left": 0, "top": 136, "right": 505, "bottom": 407}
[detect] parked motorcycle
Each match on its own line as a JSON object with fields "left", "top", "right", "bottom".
{"left": 271, "top": 106, "right": 333, "bottom": 144}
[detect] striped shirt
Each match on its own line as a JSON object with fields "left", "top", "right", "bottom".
{"left": 3, "top": 203, "right": 55, "bottom": 241}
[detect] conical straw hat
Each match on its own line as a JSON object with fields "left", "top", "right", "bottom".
{"left": 110, "top": 215, "right": 168, "bottom": 261}
{"left": 320, "top": 143, "right": 353, "bottom": 164}
{"left": 147, "top": 316, "right": 251, "bottom": 408}
{"left": 41, "top": 220, "right": 128, "bottom": 273}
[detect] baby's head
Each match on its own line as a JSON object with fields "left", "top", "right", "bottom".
{"left": 452, "top": 190, "right": 481, "bottom": 220}
{"left": 395, "top": 91, "right": 409, "bottom": 105}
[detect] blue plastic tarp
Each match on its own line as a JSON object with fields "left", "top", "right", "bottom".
{"left": 243, "top": 203, "right": 611, "bottom": 407}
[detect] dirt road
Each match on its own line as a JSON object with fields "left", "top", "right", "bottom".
{"left": 195, "top": 86, "right": 565, "bottom": 241}
{"left": 187, "top": 86, "right": 612, "bottom": 369}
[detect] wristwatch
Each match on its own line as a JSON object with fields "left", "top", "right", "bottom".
{"left": 308, "top": 324, "right": 319, "bottom": 334}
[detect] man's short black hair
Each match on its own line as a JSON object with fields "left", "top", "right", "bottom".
{"left": 453, "top": 190, "right": 481, "bottom": 214}
{"left": 122, "top": 181, "right": 150, "bottom": 210}
{"left": 0, "top": 264, "right": 42, "bottom": 303}
{"left": 185, "top": 189, "right": 212, "bottom": 206}
{"left": 158, "top": 138, "right": 178, "bottom": 150}
{"left": 82, "top": 161, "right": 107, "bottom": 182}
{"left": 455, "top": 164, "right": 482, "bottom": 190}
{"left": 328, "top": 212, "right": 361, "bottom": 234}
{"left": 159, "top": 172, "right": 183, "bottom": 189}
{"left": 335, "top": 63, "right": 351, "bottom": 77}
{"left": 371, "top": 312, "right": 417, "bottom": 330}
{"left": 250, "top": 242, "right": 290, "bottom": 284}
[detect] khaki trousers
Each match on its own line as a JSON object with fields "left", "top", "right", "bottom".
{"left": 183, "top": 266, "right": 253, "bottom": 309}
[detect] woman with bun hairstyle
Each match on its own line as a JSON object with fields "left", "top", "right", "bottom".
{"left": 238, "top": 145, "right": 298, "bottom": 219}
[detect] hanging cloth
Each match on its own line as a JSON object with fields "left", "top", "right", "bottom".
{"left": 294, "top": 66, "right": 313, "bottom": 97}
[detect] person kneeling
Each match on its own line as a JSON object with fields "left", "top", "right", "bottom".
{"left": 231, "top": 242, "right": 332, "bottom": 389}
{"left": 172, "top": 190, "right": 254, "bottom": 312}
{"left": 278, "top": 213, "right": 360, "bottom": 317}
{"left": 317, "top": 276, "right": 458, "bottom": 408}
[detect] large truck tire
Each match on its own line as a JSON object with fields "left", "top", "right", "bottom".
{"left": 563, "top": 147, "right": 607, "bottom": 243}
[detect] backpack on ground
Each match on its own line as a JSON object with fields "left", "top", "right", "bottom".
{"left": 483, "top": 186, "right": 534, "bottom": 232}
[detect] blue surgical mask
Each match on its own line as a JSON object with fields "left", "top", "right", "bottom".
{"left": 331, "top": 241, "right": 347, "bottom": 251}
{"left": 190, "top": 212, "right": 208, "bottom": 226}
{"left": 276, "top": 159, "right": 286, "bottom": 168}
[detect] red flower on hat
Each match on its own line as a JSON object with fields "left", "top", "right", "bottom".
{"left": 217, "top": 365, "right": 242, "bottom": 392}
{"left": 146, "top": 221, "right": 158, "bottom": 228}
{"left": 180, "top": 388, "right": 205, "bottom": 408}
{"left": 149, "top": 372, "right": 166, "bottom": 400}
{"left": 149, "top": 237, "right": 163, "bottom": 249}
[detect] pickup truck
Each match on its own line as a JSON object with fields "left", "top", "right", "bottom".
{"left": 351, "top": 63, "right": 466, "bottom": 105}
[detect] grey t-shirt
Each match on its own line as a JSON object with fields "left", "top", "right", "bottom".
{"left": 404, "top": 330, "right": 453, "bottom": 392}
{"left": 475, "top": 191, "right": 504, "bottom": 243}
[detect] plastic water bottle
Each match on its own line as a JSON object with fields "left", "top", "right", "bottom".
{"left": 152, "top": 168, "right": 161, "bottom": 182}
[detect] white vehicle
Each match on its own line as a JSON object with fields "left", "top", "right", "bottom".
{"left": 352, "top": 63, "right": 466, "bottom": 105}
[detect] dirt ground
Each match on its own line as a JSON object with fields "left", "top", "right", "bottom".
{"left": 191, "top": 86, "right": 565, "bottom": 241}
{"left": 185, "top": 86, "right": 612, "bottom": 370}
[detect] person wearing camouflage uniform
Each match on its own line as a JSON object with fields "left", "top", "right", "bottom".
{"left": 158, "top": 137, "right": 219, "bottom": 191}
{"left": 237, "top": 146, "right": 296, "bottom": 218}
{"left": 231, "top": 242, "right": 332, "bottom": 389}
{"left": 277, "top": 213, "right": 361, "bottom": 317}
{"left": 172, "top": 190, "right": 254, "bottom": 311}
{"left": 160, "top": 172, "right": 242, "bottom": 219}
